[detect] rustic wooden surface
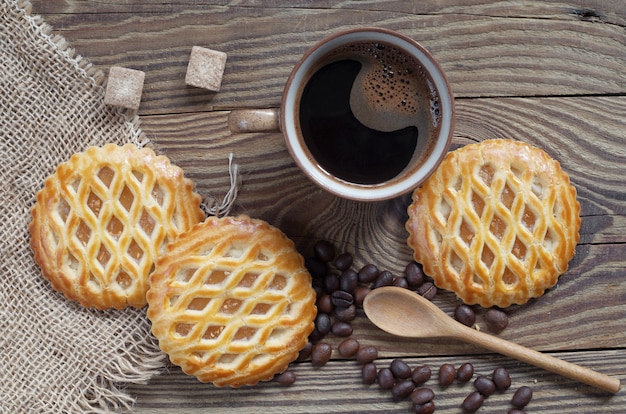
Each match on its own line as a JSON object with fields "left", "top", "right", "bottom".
{"left": 30, "top": 1, "right": 625, "bottom": 412}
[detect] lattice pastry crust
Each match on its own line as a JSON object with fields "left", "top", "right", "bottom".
{"left": 146, "top": 215, "right": 316, "bottom": 387}
{"left": 406, "top": 139, "right": 581, "bottom": 308}
{"left": 29, "top": 143, "right": 205, "bottom": 310}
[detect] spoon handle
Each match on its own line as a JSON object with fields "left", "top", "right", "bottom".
{"left": 456, "top": 325, "right": 620, "bottom": 393}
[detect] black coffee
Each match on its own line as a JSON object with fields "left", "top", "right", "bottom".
{"left": 298, "top": 41, "right": 441, "bottom": 185}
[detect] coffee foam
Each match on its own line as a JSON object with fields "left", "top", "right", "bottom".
{"left": 327, "top": 41, "right": 441, "bottom": 134}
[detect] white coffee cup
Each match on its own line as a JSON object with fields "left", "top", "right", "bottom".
{"left": 229, "top": 28, "right": 454, "bottom": 201}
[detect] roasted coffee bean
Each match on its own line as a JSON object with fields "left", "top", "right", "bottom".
{"left": 454, "top": 304, "right": 476, "bottom": 327}
{"left": 308, "top": 327, "right": 322, "bottom": 343}
{"left": 461, "top": 391, "right": 484, "bottom": 412}
{"left": 511, "top": 386, "right": 533, "bottom": 408}
{"left": 314, "top": 240, "right": 335, "bottom": 262}
{"left": 324, "top": 273, "right": 339, "bottom": 293}
{"left": 362, "top": 362, "right": 377, "bottom": 385}
{"left": 339, "top": 269, "right": 359, "bottom": 293}
{"left": 331, "top": 290, "right": 354, "bottom": 307}
{"left": 337, "top": 338, "right": 360, "bottom": 357}
{"left": 485, "top": 308, "right": 509, "bottom": 332}
{"left": 334, "top": 252, "right": 353, "bottom": 270}
{"left": 393, "top": 276, "right": 409, "bottom": 289}
{"left": 456, "top": 362, "right": 474, "bottom": 383}
{"left": 316, "top": 294, "right": 334, "bottom": 314}
{"left": 377, "top": 367, "right": 395, "bottom": 390}
{"left": 275, "top": 370, "right": 296, "bottom": 386}
{"left": 305, "top": 257, "right": 328, "bottom": 279}
{"left": 493, "top": 367, "right": 512, "bottom": 391}
{"left": 411, "top": 365, "right": 432, "bottom": 385}
{"left": 508, "top": 410, "right": 526, "bottom": 414}
{"left": 356, "top": 345, "right": 378, "bottom": 364}
{"left": 410, "top": 387, "right": 435, "bottom": 405}
{"left": 412, "top": 401, "right": 435, "bottom": 414}
{"left": 419, "top": 282, "right": 437, "bottom": 300}
{"left": 390, "top": 359, "right": 412, "bottom": 379}
{"left": 358, "top": 263, "right": 380, "bottom": 284}
{"left": 474, "top": 375, "right": 496, "bottom": 396}
{"left": 315, "top": 313, "right": 332, "bottom": 336}
{"left": 331, "top": 321, "right": 353, "bottom": 337}
{"left": 313, "top": 284, "right": 324, "bottom": 298}
{"left": 405, "top": 261, "right": 425, "bottom": 289}
{"left": 353, "top": 286, "right": 371, "bottom": 306}
{"left": 311, "top": 342, "right": 332, "bottom": 367}
{"left": 392, "top": 379, "right": 415, "bottom": 402}
{"left": 297, "top": 342, "right": 313, "bottom": 362}
{"left": 334, "top": 304, "right": 356, "bottom": 322}
{"left": 372, "top": 270, "right": 395, "bottom": 289}
{"left": 438, "top": 363, "right": 455, "bottom": 386}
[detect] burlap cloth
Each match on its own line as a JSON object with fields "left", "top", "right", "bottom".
{"left": 0, "top": 0, "right": 190, "bottom": 412}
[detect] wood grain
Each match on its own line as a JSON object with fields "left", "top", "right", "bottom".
{"left": 31, "top": 0, "right": 626, "bottom": 26}
{"left": 137, "top": 95, "right": 626, "bottom": 354}
{"left": 111, "top": 87, "right": 626, "bottom": 414}
{"left": 128, "top": 350, "right": 626, "bottom": 413}
{"left": 26, "top": 1, "right": 626, "bottom": 412}
{"left": 141, "top": 96, "right": 626, "bottom": 247}
{"left": 32, "top": 2, "right": 626, "bottom": 116}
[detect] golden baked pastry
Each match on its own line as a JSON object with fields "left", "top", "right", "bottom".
{"left": 146, "top": 215, "right": 316, "bottom": 387}
{"left": 29, "top": 143, "right": 205, "bottom": 310}
{"left": 406, "top": 139, "right": 580, "bottom": 308}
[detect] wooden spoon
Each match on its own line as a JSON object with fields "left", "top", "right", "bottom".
{"left": 363, "top": 286, "right": 621, "bottom": 393}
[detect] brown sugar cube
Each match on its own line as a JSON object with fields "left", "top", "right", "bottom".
{"left": 185, "top": 46, "right": 227, "bottom": 91}
{"left": 104, "top": 66, "right": 145, "bottom": 109}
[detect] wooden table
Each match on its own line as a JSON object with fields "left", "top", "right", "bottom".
{"left": 31, "top": 1, "right": 625, "bottom": 412}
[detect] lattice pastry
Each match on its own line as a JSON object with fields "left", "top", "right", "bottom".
{"left": 146, "top": 215, "right": 316, "bottom": 387}
{"left": 406, "top": 139, "right": 580, "bottom": 308}
{"left": 29, "top": 143, "right": 205, "bottom": 310}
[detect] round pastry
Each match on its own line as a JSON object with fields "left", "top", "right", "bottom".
{"left": 29, "top": 143, "right": 205, "bottom": 310}
{"left": 406, "top": 139, "right": 581, "bottom": 308}
{"left": 146, "top": 215, "right": 316, "bottom": 387}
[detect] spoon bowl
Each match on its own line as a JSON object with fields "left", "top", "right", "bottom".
{"left": 363, "top": 285, "right": 462, "bottom": 339}
{"left": 363, "top": 286, "right": 621, "bottom": 394}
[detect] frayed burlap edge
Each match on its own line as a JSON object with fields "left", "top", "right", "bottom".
{"left": 2, "top": 1, "right": 241, "bottom": 411}
{"left": 15, "top": 0, "right": 241, "bottom": 216}
{"left": 2, "top": 1, "right": 162, "bottom": 413}
{"left": 16, "top": 0, "right": 242, "bottom": 218}
{"left": 201, "top": 153, "right": 241, "bottom": 217}
{"left": 13, "top": 0, "right": 149, "bottom": 148}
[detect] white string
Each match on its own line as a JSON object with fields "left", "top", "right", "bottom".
{"left": 201, "top": 153, "right": 241, "bottom": 217}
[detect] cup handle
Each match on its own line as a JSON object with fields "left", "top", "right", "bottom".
{"left": 228, "top": 108, "right": 281, "bottom": 133}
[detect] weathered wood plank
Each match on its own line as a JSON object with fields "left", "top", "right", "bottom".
{"left": 136, "top": 96, "right": 626, "bottom": 354}
{"left": 30, "top": 0, "right": 626, "bottom": 27}
{"left": 128, "top": 350, "right": 626, "bottom": 413}
{"left": 141, "top": 96, "right": 626, "bottom": 246}
{"left": 31, "top": 4, "right": 626, "bottom": 116}
{"left": 24, "top": 2, "right": 626, "bottom": 412}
